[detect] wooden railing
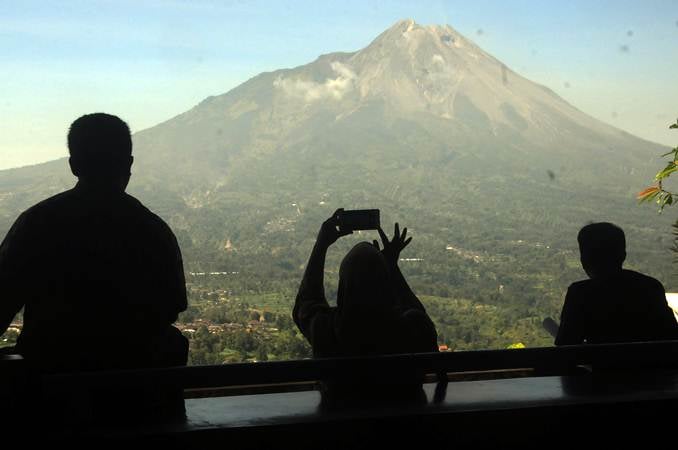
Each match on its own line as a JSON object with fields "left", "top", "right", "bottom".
{"left": 12, "top": 339, "right": 675, "bottom": 393}
{"left": 3, "top": 342, "right": 678, "bottom": 445}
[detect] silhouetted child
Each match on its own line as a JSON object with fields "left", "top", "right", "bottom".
{"left": 294, "top": 210, "right": 438, "bottom": 406}
{"left": 555, "top": 222, "right": 678, "bottom": 345}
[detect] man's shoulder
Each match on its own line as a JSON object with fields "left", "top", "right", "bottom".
{"left": 123, "top": 193, "right": 175, "bottom": 236}
{"left": 570, "top": 271, "right": 663, "bottom": 290}
{"left": 16, "top": 189, "right": 77, "bottom": 224}
{"left": 564, "top": 279, "right": 594, "bottom": 306}
{"left": 567, "top": 279, "right": 590, "bottom": 292}
{"left": 622, "top": 269, "right": 658, "bottom": 280}
{"left": 622, "top": 269, "right": 664, "bottom": 290}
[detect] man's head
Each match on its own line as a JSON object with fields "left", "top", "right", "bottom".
{"left": 67, "top": 113, "right": 133, "bottom": 191}
{"left": 577, "top": 222, "right": 626, "bottom": 278}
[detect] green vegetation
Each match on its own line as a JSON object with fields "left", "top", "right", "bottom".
{"left": 638, "top": 119, "right": 678, "bottom": 211}
{"left": 179, "top": 287, "right": 311, "bottom": 364}
{"left": 1, "top": 157, "right": 675, "bottom": 362}
{"left": 176, "top": 286, "right": 556, "bottom": 365}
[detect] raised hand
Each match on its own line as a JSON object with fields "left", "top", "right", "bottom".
{"left": 317, "top": 208, "right": 353, "bottom": 249}
{"left": 373, "top": 222, "right": 412, "bottom": 266}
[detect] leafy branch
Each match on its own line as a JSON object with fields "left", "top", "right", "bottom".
{"left": 637, "top": 118, "right": 678, "bottom": 211}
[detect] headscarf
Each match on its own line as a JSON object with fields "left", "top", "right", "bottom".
{"left": 334, "top": 242, "right": 401, "bottom": 355}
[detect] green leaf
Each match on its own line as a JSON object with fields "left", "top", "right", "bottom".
{"left": 657, "top": 192, "right": 675, "bottom": 212}
{"left": 655, "top": 162, "right": 678, "bottom": 180}
{"left": 647, "top": 190, "right": 661, "bottom": 202}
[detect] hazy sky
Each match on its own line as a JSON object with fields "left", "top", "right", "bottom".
{"left": 1, "top": 0, "right": 677, "bottom": 170}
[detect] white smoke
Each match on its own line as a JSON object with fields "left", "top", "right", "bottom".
{"left": 274, "top": 61, "right": 357, "bottom": 102}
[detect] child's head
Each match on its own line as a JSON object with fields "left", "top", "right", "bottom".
{"left": 577, "top": 222, "right": 626, "bottom": 278}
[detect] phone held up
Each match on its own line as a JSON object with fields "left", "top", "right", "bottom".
{"left": 337, "top": 209, "right": 380, "bottom": 232}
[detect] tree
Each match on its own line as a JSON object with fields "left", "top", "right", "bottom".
{"left": 638, "top": 119, "right": 678, "bottom": 210}
{"left": 638, "top": 119, "right": 678, "bottom": 260}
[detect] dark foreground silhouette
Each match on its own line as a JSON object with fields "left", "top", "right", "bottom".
{"left": 294, "top": 210, "right": 438, "bottom": 406}
{"left": 0, "top": 113, "right": 188, "bottom": 419}
{"left": 555, "top": 222, "right": 678, "bottom": 345}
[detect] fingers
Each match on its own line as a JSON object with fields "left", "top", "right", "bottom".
{"left": 377, "top": 227, "right": 389, "bottom": 246}
{"left": 323, "top": 209, "right": 343, "bottom": 229}
{"left": 379, "top": 223, "right": 411, "bottom": 247}
{"left": 332, "top": 208, "right": 344, "bottom": 217}
{"left": 339, "top": 229, "right": 353, "bottom": 238}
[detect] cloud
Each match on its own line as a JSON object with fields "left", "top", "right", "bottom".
{"left": 274, "top": 61, "right": 356, "bottom": 102}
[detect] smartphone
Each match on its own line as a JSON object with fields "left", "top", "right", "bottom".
{"left": 337, "top": 209, "right": 380, "bottom": 231}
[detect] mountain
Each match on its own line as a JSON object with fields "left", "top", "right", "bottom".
{"left": 0, "top": 20, "right": 673, "bottom": 348}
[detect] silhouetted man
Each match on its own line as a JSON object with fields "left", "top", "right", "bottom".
{"left": 555, "top": 222, "right": 678, "bottom": 345}
{"left": 0, "top": 113, "right": 188, "bottom": 372}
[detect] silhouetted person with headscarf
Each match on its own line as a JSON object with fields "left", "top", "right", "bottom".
{"left": 0, "top": 113, "right": 188, "bottom": 373}
{"left": 555, "top": 222, "right": 678, "bottom": 345}
{"left": 294, "top": 209, "right": 437, "bottom": 405}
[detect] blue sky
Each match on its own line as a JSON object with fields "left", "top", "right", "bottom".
{"left": 1, "top": 0, "right": 677, "bottom": 169}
